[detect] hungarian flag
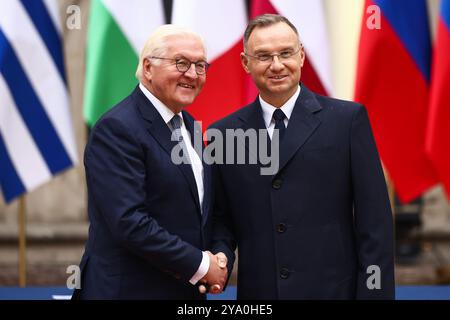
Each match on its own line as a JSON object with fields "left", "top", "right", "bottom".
{"left": 172, "top": 0, "right": 247, "bottom": 129}
{"left": 426, "top": 0, "right": 450, "bottom": 199}
{"left": 83, "top": 0, "right": 165, "bottom": 127}
{"left": 247, "top": 0, "right": 334, "bottom": 102}
{"left": 354, "top": 0, "right": 438, "bottom": 203}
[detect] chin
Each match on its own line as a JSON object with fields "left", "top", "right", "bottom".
{"left": 271, "top": 83, "right": 295, "bottom": 92}
{"left": 175, "top": 95, "right": 195, "bottom": 104}
{"left": 267, "top": 86, "right": 288, "bottom": 94}
{"left": 173, "top": 100, "right": 192, "bottom": 109}
{"left": 182, "top": 98, "right": 195, "bottom": 105}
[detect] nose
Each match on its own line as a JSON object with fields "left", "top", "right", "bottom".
{"left": 269, "top": 55, "right": 284, "bottom": 71}
{"left": 184, "top": 63, "right": 198, "bottom": 79}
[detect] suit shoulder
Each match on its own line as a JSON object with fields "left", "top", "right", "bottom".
{"left": 316, "top": 93, "right": 363, "bottom": 110}
{"left": 314, "top": 93, "right": 365, "bottom": 118}
{"left": 87, "top": 95, "right": 146, "bottom": 150}
{"left": 91, "top": 93, "right": 138, "bottom": 130}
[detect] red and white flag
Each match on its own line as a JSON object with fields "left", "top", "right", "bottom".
{"left": 172, "top": 0, "right": 248, "bottom": 128}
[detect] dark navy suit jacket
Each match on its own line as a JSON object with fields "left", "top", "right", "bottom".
{"left": 210, "top": 86, "right": 395, "bottom": 300}
{"left": 74, "top": 86, "right": 212, "bottom": 299}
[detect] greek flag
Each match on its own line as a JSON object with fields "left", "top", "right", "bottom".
{"left": 0, "top": 0, "right": 77, "bottom": 203}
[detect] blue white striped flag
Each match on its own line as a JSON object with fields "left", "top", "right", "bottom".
{"left": 0, "top": 0, "right": 77, "bottom": 203}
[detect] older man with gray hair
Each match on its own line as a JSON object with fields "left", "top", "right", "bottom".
{"left": 73, "top": 25, "right": 227, "bottom": 300}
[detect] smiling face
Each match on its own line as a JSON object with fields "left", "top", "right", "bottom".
{"left": 143, "top": 34, "right": 206, "bottom": 113}
{"left": 241, "top": 22, "right": 304, "bottom": 107}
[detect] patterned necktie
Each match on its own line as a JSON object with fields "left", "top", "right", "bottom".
{"left": 170, "top": 114, "right": 191, "bottom": 164}
{"left": 273, "top": 109, "right": 286, "bottom": 141}
{"left": 170, "top": 114, "right": 183, "bottom": 143}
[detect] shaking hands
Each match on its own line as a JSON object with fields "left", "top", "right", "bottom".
{"left": 198, "top": 251, "right": 228, "bottom": 294}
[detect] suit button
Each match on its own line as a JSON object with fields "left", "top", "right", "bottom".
{"left": 280, "top": 268, "right": 290, "bottom": 279}
{"left": 277, "top": 223, "right": 286, "bottom": 233}
{"left": 272, "top": 178, "right": 282, "bottom": 189}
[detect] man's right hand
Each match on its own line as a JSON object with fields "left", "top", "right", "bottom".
{"left": 198, "top": 251, "right": 228, "bottom": 294}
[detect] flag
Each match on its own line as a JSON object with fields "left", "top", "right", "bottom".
{"left": 426, "top": 0, "right": 450, "bottom": 199}
{"left": 354, "top": 0, "right": 438, "bottom": 203}
{"left": 247, "top": 0, "right": 334, "bottom": 102}
{"left": 84, "top": 0, "right": 165, "bottom": 127}
{"left": 0, "top": 0, "right": 77, "bottom": 203}
{"left": 172, "top": 0, "right": 248, "bottom": 128}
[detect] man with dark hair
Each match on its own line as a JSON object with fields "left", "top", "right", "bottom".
{"left": 210, "top": 14, "right": 395, "bottom": 300}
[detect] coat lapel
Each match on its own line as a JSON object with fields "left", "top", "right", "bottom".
{"left": 133, "top": 87, "right": 202, "bottom": 214}
{"left": 238, "top": 99, "right": 271, "bottom": 162}
{"left": 278, "top": 86, "right": 323, "bottom": 172}
{"left": 183, "top": 110, "right": 211, "bottom": 225}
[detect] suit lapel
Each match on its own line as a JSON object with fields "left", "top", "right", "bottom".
{"left": 201, "top": 162, "right": 211, "bottom": 226}
{"left": 238, "top": 99, "right": 271, "bottom": 162}
{"left": 133, "top": 87, "right": 202, "bottom": 214}
{"left": 182, "top": 110, "right": 203, "bottom": 159}
{"left": 183, "top": 111, "right": 211, "bottom": 225}
{"left": 278, "top": 86, "right": 323, "bottom": 172}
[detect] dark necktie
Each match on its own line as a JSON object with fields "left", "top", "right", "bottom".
{"left": 170, "top": 114, "right": 189, "bottom": 162}
{"left": 170, "top": 114, "right": 183, "bottom": 143}
{"left": 273, "top": 109, "right": 286, "bottom": 141}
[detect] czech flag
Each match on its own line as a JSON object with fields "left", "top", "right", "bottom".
{"left": 172, "top": 0, "right": 248, "bottom": 129}
{"left": 426, "top": 0, "right": 450, "bottom": 199}
{"left": 355, "top": 0, "right": 438, "bottom": 203}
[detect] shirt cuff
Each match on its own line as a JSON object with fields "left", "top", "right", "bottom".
{"left": 189, "top": 251, "right": 210, "bottom": 285}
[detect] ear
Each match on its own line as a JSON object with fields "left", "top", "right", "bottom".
{"left": 240, "top": 52, "right": 251, "bottom": 74}
{"left": 143, "top": 57, "right": 152, "bottom": 81}
{"left": 299, "top": 46, "right": 305, "bottom": 68}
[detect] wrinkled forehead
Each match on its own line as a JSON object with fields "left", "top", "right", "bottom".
{"left": 163, "top": 34, "right": 207, "bottom": 60}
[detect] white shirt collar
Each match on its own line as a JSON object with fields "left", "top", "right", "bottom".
{"left": 259, "top": 85, "right": 301, "bottom": 128}
{"left": 139, "top": 83, "right": 184, "bottom": 126}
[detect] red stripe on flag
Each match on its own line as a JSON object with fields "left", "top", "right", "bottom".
{"left": 355, "top": 2, "right": 438, "bottom": 202}
{"left": 186, "top": 41, "right": 247, "bottom": 129}
{"left": 251, "top": 0, "right": 277, "bottom": 15}
{"left": 426, "top": 19, "right": 450, "bottom": 199}
{"left": 301, "top": 57, "right": 327, "bottom": 96}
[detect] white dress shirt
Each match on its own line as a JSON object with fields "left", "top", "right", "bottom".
{"left": 139, "top": 83, "right": 209, "bottom": 285}
{"left": 259, "top": 85, "right": 301, "bottom": 139}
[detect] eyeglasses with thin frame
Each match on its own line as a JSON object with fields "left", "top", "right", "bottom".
{"left": 244, "top": 45, "right": 303, "bottom": 63}
{"left": 149, "top": 56, "right": 209, "bottom": 75}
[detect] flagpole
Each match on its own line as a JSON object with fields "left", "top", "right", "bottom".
{"left": 18, "top": 195, "right": 27, "bottom": 287}
{"left": 388, "top": 177, "right": 395, "bottom": 215}
{"left": 383, "top": 165, "right": 397, "bottom": 264}
{"left": 382, "top": 164, "right": 395, "bottom": 215}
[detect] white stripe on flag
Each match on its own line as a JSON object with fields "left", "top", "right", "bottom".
{"left": 0, "top": 0, "right": 77, "bottom": 164}
{"left": 271, "top": 0, "right": 334, "bottom": 96}
{"left": 102, "top": 0, "right": 165, "bottom": 54}
{"left": 172, "top": 0, "right": 247, "bottom": 62}
{"left": 0, "top": 75, "right": 52, "bottom": 191}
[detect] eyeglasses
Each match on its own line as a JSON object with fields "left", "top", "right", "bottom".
{"left": 149, "top": 56, "right": 209, "bottom": 75}
{"left": 244, "top": 46, "right": 302, "bottom": 63}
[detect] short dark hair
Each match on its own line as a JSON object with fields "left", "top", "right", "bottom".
{"left": 243, "top": 14, "right": 299, "bottom": 52}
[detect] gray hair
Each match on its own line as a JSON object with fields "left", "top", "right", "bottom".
{"left": 135, "top": 24, "right": 206, "bottom": 81}
{"left": 243, "top": 14, "right": 300, "bottom": 52}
